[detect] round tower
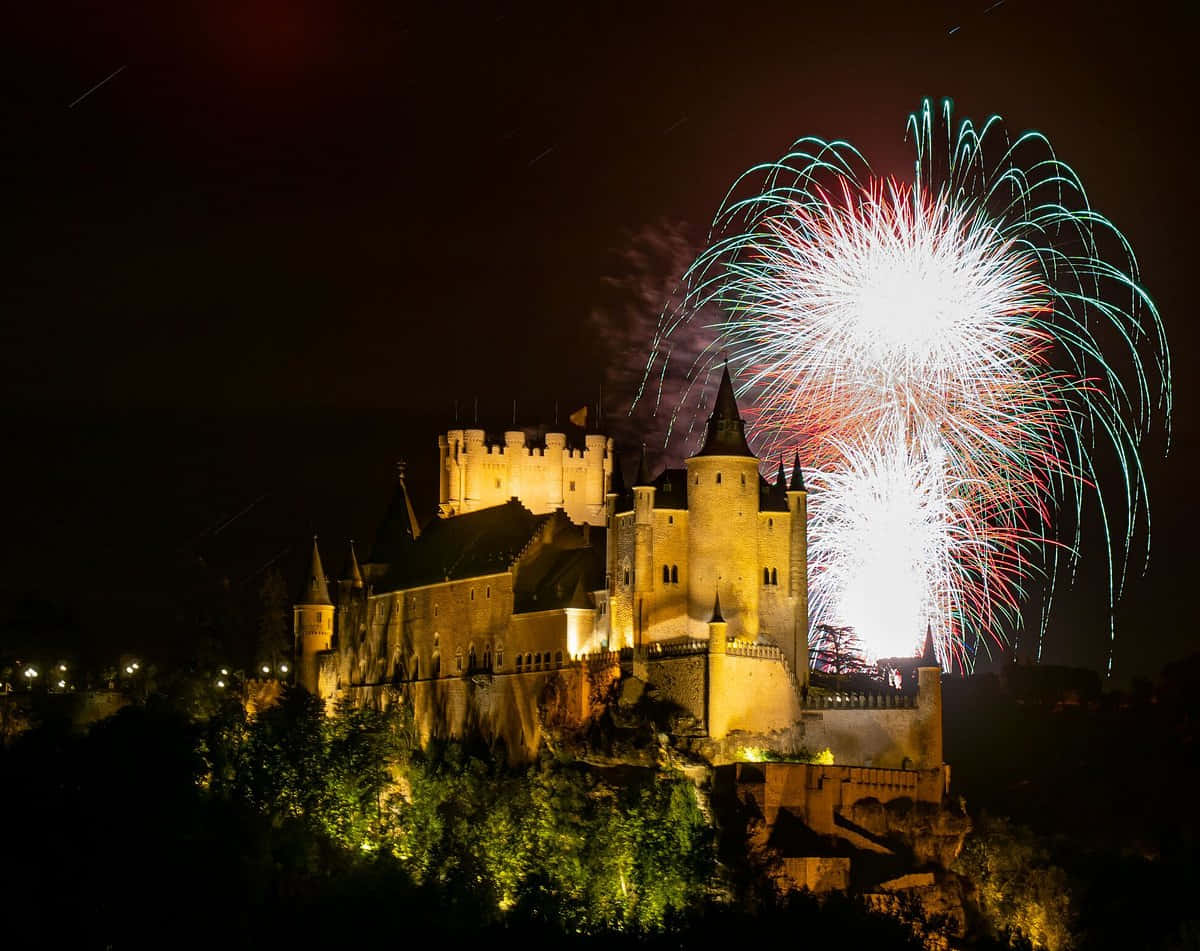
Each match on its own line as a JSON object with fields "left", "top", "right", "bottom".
{"left": 294, "top": 537, "right": 334, "bottom": 696}
{"left": 706, "top": 591, "right": 731, "bottom": 739}
{"left": 544, "top": 432, "right": 566, "bottom": 510}
{"left": 786, "top": 451, "right": 810, "bottom": 682}
{"left": 632, "top": 446, "right": 656, "bottom": 648}
{"left": 685, "top": 365, "right": 760, "bottom": 641}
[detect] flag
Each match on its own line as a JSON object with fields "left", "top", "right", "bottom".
{"left": 568, "top": 406, "right": 588, "bottom": 428}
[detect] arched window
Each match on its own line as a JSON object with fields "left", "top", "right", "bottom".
{"left": 431, "top": 652, "right": 441, "bottom": 678}
{"left": 486, "top": 585, "right": 491, "bottom": 599}
{"left": 525, "top": 652, "right": 532, "bottom": 668}
{"left": 483, "top": 648, "right": 491, "bottom": 669}
{"left": 694, "top": 475, "right": 699, "bottom": 485}
{"left": 662, "top": 565, "right": 670, "bottom": 584}
{"left": 671, "top": 565, "right": 678, "bottom": 583}
{"left": 716, "top": 472, "right": 722, "bottom": 484}
{"left": 471, "top": 589, "right": 475, "bottom": 601}
{"left": 495, "top": 644, "right": 504, "bottom": 669}
{"left": 764, "top": 567, "right": 771, "bottom": 585}
{"left": 668, "top": 515, "right": 674, "bottom": 524}
{"left": 768, "top": 518, "right": 774, "bottom": 529}
{"left": 516, "top": 653, "right": 523, "bottom": 670}
{"left": 741, "top": 473, "right": 746, "bottom": 486}
{"left": 468, "top": 645, "right": 477, "bottom": 670}
{"left": 455, "top": 649, "right": 464, "bottom": 673}
{"left": 623, "top": 569, "right": 630, "bottom": 586}
{"left": 771, "top": 567, "right": 778, "bottom": 585}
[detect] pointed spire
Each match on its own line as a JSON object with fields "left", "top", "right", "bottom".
{"left": 367, "top": 461, "right": 422, "bottom": 565}
{"left": 788, "top": 450, "right": 806, "bottom": 492}
{"left": 397, "top": 461, "right": 421, "bottom": 542}
{"left": 920, "top": 623, "right": 937, "bottom": 666}
{"left": 709, "top": 589, "right": 725, "bottom": 624}
{"left": 341, "top": 539, "right": 363, "bottom": 589}
{"left": 633, "top": 443, "right": 653, "bottom": 487}
{"left": 776, "top": 454, "right": 787, "bottom": 488}
{"left": 608, "top": 448, "right": 627, "bottom": 497}
{"left": 299, "top": 536, "right": 332, "bottom": 606}
{"left": 696, "top": 363, "right": 754, "bottom": 457}
{"left": 567, "top": 574, "right": 592, "bottom": 610}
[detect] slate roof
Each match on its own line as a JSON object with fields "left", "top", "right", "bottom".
{"left": 298, "top": 537, "right": 333, "bottom": 606}
{"left": 651, "top": 467, "right": 688, "bottom": 510}
{"left": 513, "top": 530, "right": 606, "bottom": 613}
{"left": 696, "top": 365, "right": 755, "bottom": 458}
{"left": 371, "top": 498, "right": 551, "bottom": 592}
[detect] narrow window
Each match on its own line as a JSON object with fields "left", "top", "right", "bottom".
{"left": 496, "top": 648, "right": 504, "bottom": 668}
{"left": 469, "top": 646, "right": 477, "bottom": 670}
{"left": 516, "top": 654, "right": 523, "bottom": 670}
{"left": 569, "top": 480, "right": 576, "bottom": 492}
{"left": 456, "top": 651, "right": 463, "bottom": 672}
{"left": 525, "top": 652, "right": 532, "bottom": 667}
{"left": 764, "top": 568, "right": 771, "bottom": 585}
{"left": 694, "top": 475, "right": 699, "bottom": 485}
{"left": 671, "top": 565, "right": 678, "bottom": 583}
{"left": 486, "top": 585, "right": 491, "bottom": 598}
{"left": 668, "top": 515, "right": 673, "bottom": 525}
{"left": 624, "top": 569, "right": 630, "bottom": 585}
{"left": 494, "top": 478, "right": 501, "bottom": 488}
{"left": 741, "top": 473, "right": 746, "bottom": 486}
{"left": 771, "top": 567, "right": 778, "bottom": 585}
{"left": 716, "top": 472, "right": 722, "bottom": 484}
{"left": 412, "top": 658, "right": 419, "bottom": 680}
{"left": 768, "top": 518, "right": 774, "bottom": 529}
{"left": 663, "top": 565, "right": 670, "bottom": 584}
{"left": 470, "top": 589, "right": 475, "bottom": 601}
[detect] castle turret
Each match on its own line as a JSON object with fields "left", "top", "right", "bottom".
{"left": 685, "top": 365, "right": 760, "bottom": 640}
{"left": 632, "top": 445, "right": 655, "bottom": 650}
{"left": 294, "top": 536, "right": 334, "bottom": 695}
{"left": 706, "top": 591, "right": 731, "bottom": 739}
{"left": 786, "top": 450, "right": 809, "bottom": 682}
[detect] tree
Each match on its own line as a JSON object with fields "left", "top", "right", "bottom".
{"left": 809, "top": 623, "right": 869, "bottom": 677}
{"left": 256, "top": 565, "right": 291, "bottom": 673}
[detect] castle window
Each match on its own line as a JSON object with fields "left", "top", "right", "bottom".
{"left": 694, "top": 475, "right": 699, "bottom": 485}
{"left": 623, "top": 569, "right": 630, "bottom": 586}
{"left": 716, "top": 472, "right": 722, "bottom": 484}
{"left": 456, "top": 650, "right": 463, "bottom": 672}
{"left": 671, "top": 565, "right": 678, "bottom": 584}
{"left": 741, "top": 473, "right": 746, "bottom": 486}
{"left": 483, "top": 648, "right": 491, "bottom": 669}
{"left": 569, "top": 480, "right": 576, "bottom": 492}
{"left": 434, "top": 605, "right": 439, "bottom": 617}
{"left": 495, "top": 478, "right": 501, "bottom": 488}
{"left": 486, "top": 585, "right": 491, "bottom": 598}
{"left": 412, "top": 657, "right": 419, "bottom": 680}
{"left": 516, "top": 654, "right": 523, "bottom": 670}
{"left": 555, "top": 651, "right": 563, "bottom": 666}
{"left": 468, "top": 645, "right": 477, "bottom": 670}
{"left": 525, "top": 652, "right": 532, "bottom": 667}
{"left": 432, "top": 652, "right": 441, "bottom": 678}
{"left": 771, "top": 568, "right": 778, "bottom": 586}
{"left": 764, "top": 567, "right": 771, "bottom": 585}
{"left": 668, "top": 515, "right": 673, "bottom": 525}
{"left": 496, "top": 647, "right": 503, "bottom": 668}
{"left": 768, "top": 518, "right": 773, "bottom": 529}
{"left": 663, "top": 565, "right": 670, "bottom": 584}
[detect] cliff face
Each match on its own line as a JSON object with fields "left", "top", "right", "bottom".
{"left": 843, "top": 797, "right": 971, "bottom": 870}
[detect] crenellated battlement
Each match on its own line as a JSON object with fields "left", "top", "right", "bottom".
{"left": 439, "top": 424, "right": 613, "bottom": 526}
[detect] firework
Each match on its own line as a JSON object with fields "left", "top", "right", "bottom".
{"left": 638, "top": 99, "right": 1170, "bottom": 672}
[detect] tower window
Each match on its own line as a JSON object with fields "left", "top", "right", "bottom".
{"left": 668, "top": 515, "right": 674, "bottom": 524}
{"left": 495, "top": 478, "right": 501, "bottom": 488}
{"left": 569, "top": 480, "right": 576, "bottom": 492}
{"left": 716, "top": 473, "right": 722, "bottom": 484}
{"left": 741, "top": 473, "right": 746, "bottom": 486}
{"left": 671, "top": 565, "right": 678, "bottom": 584}
{"left": 470, "top": 589, "right": 475, "bottom": 601}
{"left": 623, "top": 569, "right": 630, "bottom": 586}
{"left": 771, "top": 567, "right": 778, "bottom": 585}
{"left": 486, "top": 585, "right": 491, "bottom": 598}
{"left": 663, "top": 565, "right": 670, "bottom": 584}
{"left": 764, "top": 567, "right": 771, "bottom": 585}
{"left": 768, "top": 518, "right": 774, "bottom": 529}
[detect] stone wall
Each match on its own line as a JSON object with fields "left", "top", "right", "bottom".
{"left": 644, "top": 653, "right": 706, "bottom": 722}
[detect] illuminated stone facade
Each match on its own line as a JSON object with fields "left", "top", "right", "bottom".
{"left": 295, "top": 367, "right": 943, "bottom": 769}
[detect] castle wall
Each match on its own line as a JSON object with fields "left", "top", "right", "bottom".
{"left": 717, "top": 651, "right": 804, "bottom": 735}
{"left": 343, "top": 654, "right": 621, "bottom": 761}
{"left": 610, "top": 511, "right": 636, "bottom": 649}
{"left": 644, "top": 653, "right": 707, "bottom": 722}
{"left": 798, "top": 670, "right": 943, "bottom": 769}
{"left": 757, "top": 509, "right": 801, "bottom": 668}
{"left": 648, "top": 508, "right": 689, "bottom": 642}
{"left": 685, "top": 455, "right": 761, "bottom": 641}
{"left": 440, "top": 429, "right": 612, "bottom": 526}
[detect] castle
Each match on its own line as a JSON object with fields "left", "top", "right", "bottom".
{"left": 294, "top": 367, "right": 944, "bottom": 780}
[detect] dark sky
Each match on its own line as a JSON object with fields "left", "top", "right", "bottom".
{"left": 2, "top": 0, "right": 1197, "bottom": 678}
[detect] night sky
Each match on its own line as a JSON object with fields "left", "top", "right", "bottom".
{"left": 2, "top": 0, "right": 1197, "bottom": 678}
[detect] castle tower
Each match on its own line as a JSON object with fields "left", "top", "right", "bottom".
{"left": 786, "top": 451, "right": 809, "bottom": 682}
{"left": 631, "top": 445, "right": 656, "bottom": 650}
{"left": 685, "top": 365, "right": 760, "bottom": 640}
{"left": 335, "top": 540, "right": 365, "bottom": 669}
{"left": 294, "top": 537, "right": 334, "bottom": 695}
{"left": 706, "top": 591, "right": 731, "bottom": 739}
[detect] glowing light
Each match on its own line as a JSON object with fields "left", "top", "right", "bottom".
{"left": 640, "top": 99, "right": 1170, "bottom": 672}
{"left": 220, "top": 668, "right": 229, "bottom": 676}
{"left": 261, "top": 665, "right": 270, "bottom": 674}
{"left": 58, "top": 664, "right": 67, "bottom": 672}
{"left": 216, "top": 679, "right": 225, "bottom": 688}
{"left": 279, "top": 663, "right": 289, "bottom": 673}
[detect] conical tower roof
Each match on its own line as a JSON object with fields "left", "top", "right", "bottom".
{"left": 696, "top": 364, "right": 754, "bottom": 457}
{"left": 920, "top": 624, "right": 937, "bottom": 666}
{"left": 789, "top": 450, "right": 806, "bottom": 492}
{"left": 633, "top": 444, "right": 654, "bottom": 487}
{"left": 298, "top": 536, "right": 333, "bottom": 606}
{"left": 608, "top": 447, "right": 627, "bottom": 497}
{"left": 367, "top": 461, "right": 422, "bottom": 565}
{"left": 709, "top": 589, "right": 725, "bottom": 624}
{"left": 341, "top": 539, "right": 363, "bottom": 588}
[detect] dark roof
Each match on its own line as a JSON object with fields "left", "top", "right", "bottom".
{"left": 920, "top": 625, "right": 937, "bottom": 666}
{"left": 373, "top": 499, "right": 551, "bottom": 592}
{"left": 696, "top": 364, "right": 755, "bottom": 458}
{"left": 512, "top": 521, "right": 606, "bottom": 613}
{"left": 709, "top": 590, "right": 725, "bottom": 624}
{"left": 652, "top": 467, "right": 688, "bottom": 510}
{"left": 789, "top": 451, "right": 806, "bottom": 492}
{"left": 633, "top": 444, "right": 653, "bottom": 487}
{"left": 341, "top": 540, "right": 363, "bottom": 588}
{"left": 609, "top": 448, "right": 628, "bottom": 496}
{"left": 367, "top": 467, "right": 422, "bottom": 565}
{"left": 298, "top": 537, "right": 333, "bottom": 606}
{"left": 759, "top": 472, "right": 789, "bottom": 512}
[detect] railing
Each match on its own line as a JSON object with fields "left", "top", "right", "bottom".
{"left": 646, "top": 639, "right": 708, "bottom": 657}
{"left": 726, "top": 641, "right": 784, "bottom": 660}
{"left": 802, "top": 690, "right": 916, "bottom": 710}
